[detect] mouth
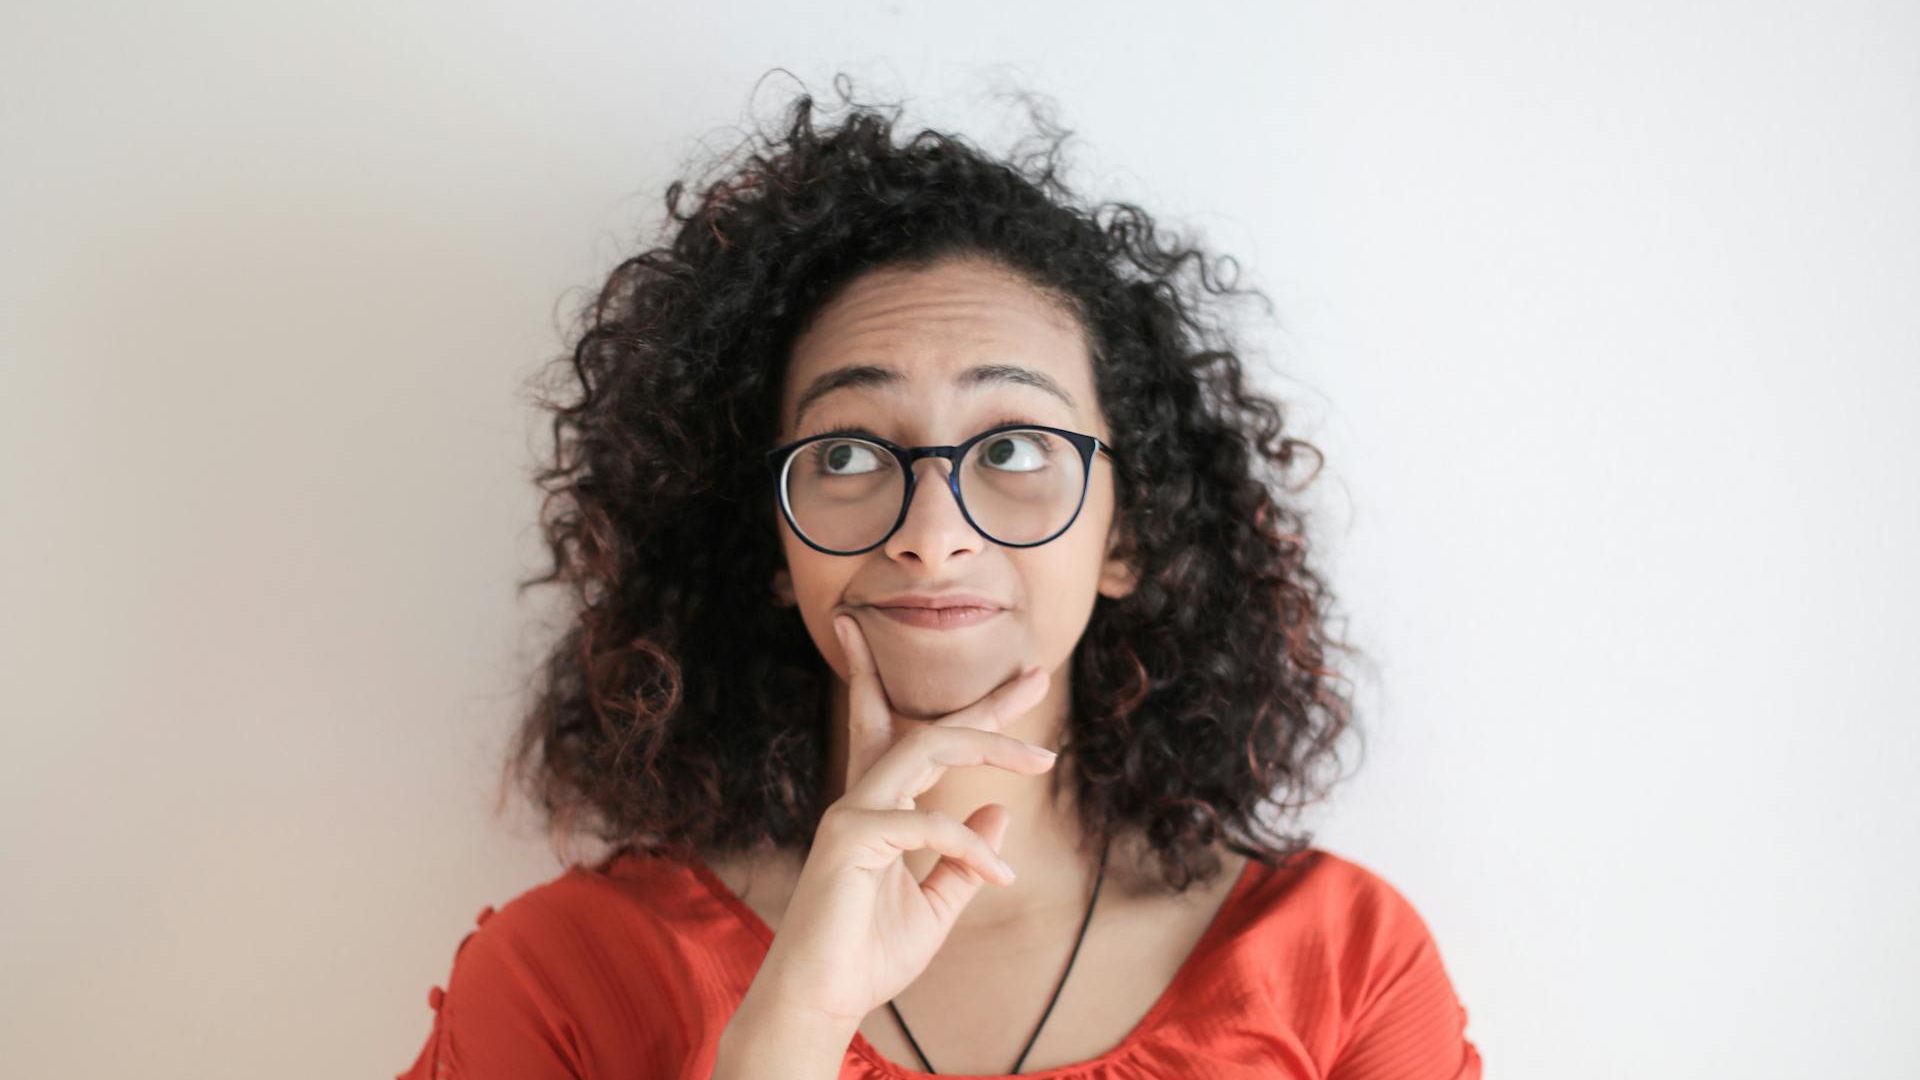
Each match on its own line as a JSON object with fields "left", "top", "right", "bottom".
{"left": 860, "top": 591, "right": 1006, "bottom": 626}
{"left": 865, "top": 604, "right": 1006, "bottom": 630}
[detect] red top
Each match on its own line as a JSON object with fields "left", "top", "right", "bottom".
{"left": 396, "top": 845, "right": 1482, "bottom": 1079}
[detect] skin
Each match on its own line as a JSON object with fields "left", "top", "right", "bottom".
{"left": 768, "top": 252, "right": 1139, "bottom": 934}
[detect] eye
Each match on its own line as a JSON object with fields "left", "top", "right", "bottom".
{"left": 806, "top": 438, "right": 887, "bottom": 476}
{"left": 976, "top": 430, "right": 1053, "bottom": 472}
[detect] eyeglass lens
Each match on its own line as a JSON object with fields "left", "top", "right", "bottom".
{"left": 783, "top": 429, "right": 1086, "bottom": 552}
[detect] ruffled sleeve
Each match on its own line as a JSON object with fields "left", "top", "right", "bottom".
{"left": 395, "top": 902, "right": 590, "bottom": 1080}
{"left": 396, "top": 863, "right": 706, "bottom": 1080}
{"left": 1323, "top": 871, "right": 1482, "bottom": 1080}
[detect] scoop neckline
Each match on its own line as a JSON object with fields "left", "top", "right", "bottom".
{"left": 681, "top": 848, "right": 1265, "bottom": 1079}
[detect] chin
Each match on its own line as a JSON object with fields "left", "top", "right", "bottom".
{"left": 872, "top": 645, "right": 1024, "bottom": 720}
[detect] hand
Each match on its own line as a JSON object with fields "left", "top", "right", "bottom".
{"left": 744, "top": 612, "right": 1058, "bottom": 1030}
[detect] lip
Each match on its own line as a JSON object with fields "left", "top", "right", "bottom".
{"left": 866, "top": 592, "right": 1005, "bottom": 611}
{"left": 859, "top": 592, "right": 1008, "bottom": 631}
{"left": 868, "top": 604, "right": 1005, "bottom": 630}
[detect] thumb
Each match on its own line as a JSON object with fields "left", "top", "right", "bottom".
{"left": 975, "top": 802, "right": 1012, "bottom": 855}
{"left": 915, "top": 802, "right": 1013, "bottom": 924}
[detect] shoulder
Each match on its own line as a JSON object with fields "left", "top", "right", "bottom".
{"left": 1247, "top": 846, "right": 1446, "bottom": 951}
{"left": 440, "top": 858, "right": 673, "bottom": 997}
{"left": 453, "top": 854, "right": 681, "bottom": 966}
{"left": 399, "top": 853, "right": 701, "bottom": 1080}
{"left": 1226, "top": 846, "right": 1482, "bottom": 1077}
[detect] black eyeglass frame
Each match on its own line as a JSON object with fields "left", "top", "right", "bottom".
{"left": 763, "top": 422, "right": 1122, "bottom": 556}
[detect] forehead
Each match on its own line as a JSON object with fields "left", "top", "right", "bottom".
{"left": 780, "top": 257, "right": 1095, "bottom": 433}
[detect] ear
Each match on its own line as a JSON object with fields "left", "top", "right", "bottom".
{"left": 771, "top": 566, "right": 796, "bottom": 607}
{"left": 1097, "top": 515, "right": 1140, "bottom": 600}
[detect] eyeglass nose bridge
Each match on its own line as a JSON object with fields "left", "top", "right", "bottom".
{"left": 890, "top": 443, "right": 972, "bottom": 540}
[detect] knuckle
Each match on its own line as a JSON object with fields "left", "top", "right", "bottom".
{"left": 949, "top": 723, "right": 991, "bottom": 745}
{"left": 818, "top": 803, "right": 854, "bottom": 835}
{"left": 921, "top": 727, "right": 972, "bottom": 762}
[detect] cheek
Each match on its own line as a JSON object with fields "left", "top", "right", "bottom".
{"left": 1017, "top": 527, "right": 1109, "bottom": 658}
{"left": 777, "top": 534, "right": 861, "bottom": 653}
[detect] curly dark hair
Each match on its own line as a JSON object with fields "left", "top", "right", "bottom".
{"left": 503, "top": 73, "right": 1366, "bottom": 894}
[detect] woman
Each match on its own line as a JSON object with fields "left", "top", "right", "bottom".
{"left": 398, "top": 77, "right": 1482, "bottom": 1079}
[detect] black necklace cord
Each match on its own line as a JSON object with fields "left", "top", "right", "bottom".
{"left": 886, "top": 835, "right": 1112, "bottom": 1075}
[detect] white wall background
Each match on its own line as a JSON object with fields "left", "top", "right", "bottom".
{"left": 4, "top": 2, "right": 1915, "bottom": 1077}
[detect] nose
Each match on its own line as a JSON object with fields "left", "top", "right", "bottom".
{"left": 882, "top": 456, "right": 986, "bottom": 567}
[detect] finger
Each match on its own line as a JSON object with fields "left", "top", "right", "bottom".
{"left": 831, "top": 805, "right": 1016, "bottom": 886}
{"left": 917, "top": 802, "right": 1015, "bottom": 919}
{"left": 834, "top": 613, "right": 897, "bottom": 796}
{"left": 841, "top": 724, "right": 1058, "bottom": 813}
{"left": 976, "top": 801, "right": 1012, "bottom": 854}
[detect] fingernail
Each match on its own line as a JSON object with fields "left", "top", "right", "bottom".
{"left": 996, "top": 856, "right": 1016, "bottom": 879}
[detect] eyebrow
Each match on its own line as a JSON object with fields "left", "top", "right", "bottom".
{"left": 792, "top": 362, "right": 1079, "bottom": 431}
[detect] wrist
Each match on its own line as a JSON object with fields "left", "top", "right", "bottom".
{"left": 713, "top": 986, "right": 858, "bottom": 1079}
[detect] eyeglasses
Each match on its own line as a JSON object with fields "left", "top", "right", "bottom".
{"left": 764, "top": 422, "right": 1120, "bottom": 556}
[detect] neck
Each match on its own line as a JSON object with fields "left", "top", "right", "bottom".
{"left": 821, "top": 664, "right": 1106, "bottom": 932}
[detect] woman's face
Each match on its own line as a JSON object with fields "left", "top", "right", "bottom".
{"left": 770, "top": 254, "right": 1137, "bottom": 720}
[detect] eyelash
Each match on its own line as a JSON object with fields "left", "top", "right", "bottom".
{"left": 805, "top": 414, "right": 1047, "bottom": 443}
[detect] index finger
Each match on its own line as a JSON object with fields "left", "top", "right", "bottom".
{"left": 833, "top": 613, "right": 900, "bottom": 801}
